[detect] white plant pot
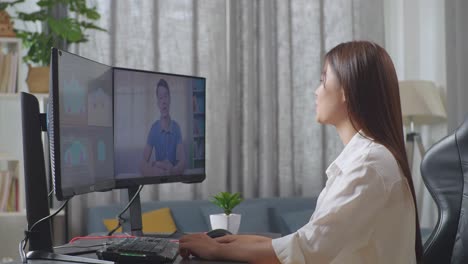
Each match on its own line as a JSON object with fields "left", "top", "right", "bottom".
{"left": 209, "top": 213, "right": 241, "bottom": 234}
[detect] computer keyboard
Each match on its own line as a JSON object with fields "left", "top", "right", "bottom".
{"left": 97, "top": 237, "right": 179, "bottom": 263}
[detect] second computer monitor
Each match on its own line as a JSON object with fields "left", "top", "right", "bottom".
{"left": 113, "top": 68, "right": 206, "bottom": 187}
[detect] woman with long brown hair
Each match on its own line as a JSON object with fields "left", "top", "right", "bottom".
{"left": 179, "top": 41, "right": 423, "bottom": 264}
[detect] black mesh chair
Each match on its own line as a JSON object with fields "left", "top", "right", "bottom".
{"left": 421, "top": 117, "right": 468, "bottom": 264}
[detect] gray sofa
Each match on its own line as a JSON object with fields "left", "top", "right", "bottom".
{"left": 87, "top": 196, "right": 433, "bottom": 242}
{"left": 87, "top": 197, "right": 318, "bottom": 236}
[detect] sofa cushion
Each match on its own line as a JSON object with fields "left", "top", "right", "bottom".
{"left": 87, "top": 206, "right": 122, "bottom": 234}
{"left": 140, "top": 200, "right": 210, "bottom": 233}
{"left": 103, "top": 207, "right": 177, "bottom": 234}
{"left": 170, "top": 206, "right": 207, "bottom": 232}
{"left": 267, "top": 197, "right": 317, "bottom": 235}
{"left": 280, "top": 209, "right": 314, "bottom": 234}
{"left": 200, "top": 201, "right": 270, "bottom": 233}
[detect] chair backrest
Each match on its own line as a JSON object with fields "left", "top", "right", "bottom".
{"left": 421, "top": 117, "right": 468, "bottom": 264}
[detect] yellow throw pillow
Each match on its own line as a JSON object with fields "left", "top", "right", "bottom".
{"left": 103, "top": 207, "right": 177, "bottom": 234}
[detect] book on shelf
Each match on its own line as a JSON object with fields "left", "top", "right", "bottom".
{"left": 8, "top": 51, "right": 18, "bottom": 93}
{"left": 6, "top": 175, "right": 18, "bottom": 211}
{"left": 0, "top": 171, "right": 12, "bottom": 211}
{"left": 0, "top": 160, "right": 19, "bottom": 212}
{"left": 0, "top": 50, "right": 18, "bottom": 93}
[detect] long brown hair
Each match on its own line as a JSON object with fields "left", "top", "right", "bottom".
{"left": 325, "top": 41, "right": 423, "bottom": 262}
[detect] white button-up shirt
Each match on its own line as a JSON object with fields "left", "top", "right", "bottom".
{"left": 272, "top": 132, "right": 417, "bottom": 264}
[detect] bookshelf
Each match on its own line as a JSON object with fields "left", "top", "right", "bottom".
{"left": 0, "top": 37, "right": 62, "bottom": 259}
{"left": 0, "top": 39, "right": 24, "bottom": 212}
{"left": 192, "top": 80, "right": 205, "bottom": 169}
{"left": 0, "top": 95, "right": 25, "bottom": 212}
{"left": 0, "top": 36, "right": 51, "bottom": 216}
{"left": 0, "top": 94, "right": 49, "bottom": 212}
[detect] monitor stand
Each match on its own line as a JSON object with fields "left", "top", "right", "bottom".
{"left": 120, "top": 188, "right": 178, "bottom": 238}
{"left": 21, "top": 92, "right": 112, "bottom": 263}
{"left": 121, "top": 186, "right": 143, "bottom": 236}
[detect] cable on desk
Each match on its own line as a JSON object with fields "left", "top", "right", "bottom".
{"left": 107, "top": 185, "right": 144, "bottom": 236}
{"left": 54, "top": 244, "right": 104, "bottom": 249}
{"left": 69, "top": 235, "right": 135, "bottom": 244}
{"left": 19, "top": 199, "right": 69, "bottom": 264}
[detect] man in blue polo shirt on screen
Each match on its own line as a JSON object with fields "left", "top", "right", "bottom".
{"left": 141, "top": 79, "right": 186, "bottom": 176}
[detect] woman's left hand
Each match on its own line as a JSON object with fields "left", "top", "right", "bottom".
{"left": 178, "top": 233, "right": 221, "bottom": 260}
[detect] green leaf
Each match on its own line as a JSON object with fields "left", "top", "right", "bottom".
{"left": 48, "top": 18, "right": 83, "bottom": 42}
{"left": 37, "top": 0, "right": 55, "bottom": 7}
{"left": 17, "top": 10, "right": 48, "bottom": 21}
{"left": 0, "top": 0, "right": 24, "bottom": 11}
{"left": 85, "top": 8, "right": 100, "bottom": 20}
{"left": 79, "top": 22, "right": 105, "bottom": 31}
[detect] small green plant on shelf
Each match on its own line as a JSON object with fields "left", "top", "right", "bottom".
{"left": 211, "top": 192, "right": 243, "bottom": 215}
{"left": 0, "top": 0, "right": 105, "bottom": 66}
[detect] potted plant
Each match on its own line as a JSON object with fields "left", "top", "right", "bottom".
{"left": 0, "top": 0, "right": 105, "bottom": 93}
{"left": 210, "top": 192, "right": 243, "bottom": 234}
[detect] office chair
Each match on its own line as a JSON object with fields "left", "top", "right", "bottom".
{"left": 420, "top": 116, "right": 468, "bottom": 264}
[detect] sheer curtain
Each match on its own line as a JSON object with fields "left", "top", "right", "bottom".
{"left": 68, "top": 0, "right": 384, "bottom": 237}
{"left": 446, "top": 0, "right": 468, "bottom": 131}
{"left": 384, "top": 0, "right": 448, "bottom": 231}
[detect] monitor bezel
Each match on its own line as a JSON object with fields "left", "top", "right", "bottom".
{"left": 112, "top": 67, "right": 206, "bottom": 189}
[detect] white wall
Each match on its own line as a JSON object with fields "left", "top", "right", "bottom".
{"left": 384, "top": 0, "right": 446, "bottom": 87}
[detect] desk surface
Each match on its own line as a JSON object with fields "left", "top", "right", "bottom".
{"left": 12, "top": 257, "right": 241, "bottom": 264}
{"left": 13, "top": 251, "right": 242, "bottom": 264}
{"left": 54, "top": 241, "right": 244, "bottom": 264}
{"left": 18, "top": 232, "right": 281, "bottom": 264}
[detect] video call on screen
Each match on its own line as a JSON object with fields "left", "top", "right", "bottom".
{"left": 114, "top": 69, "right": 206, "bottom": 180}
{"left": 58, "top": 52, "right": 205, "bottom": 190}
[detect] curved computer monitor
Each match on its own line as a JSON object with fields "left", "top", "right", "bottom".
{"left": 49, "top": 48, "right": 206, "bottom": 201}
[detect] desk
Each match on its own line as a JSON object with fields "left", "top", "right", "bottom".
{"left": 13, "top": 251, "right": 242, "bottom": 264}
{"left": 18, "top": 233, "right": 280, "bottom": 264}
{"left": 11, "top": 257, "right": 241, "bottom": 264}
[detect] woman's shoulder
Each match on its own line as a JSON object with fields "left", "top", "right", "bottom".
{"left": 365, "top": 141, "right": 404, "bottom": 187}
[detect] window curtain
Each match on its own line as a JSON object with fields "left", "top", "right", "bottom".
{"left": 384, "top": 0, "right": 449, "bottom": 232}
{"left": 446, "top": 0, "right": 468, "bottom": 131}
{"left": 67, "top": 0, "right": 384, "bottom": 237}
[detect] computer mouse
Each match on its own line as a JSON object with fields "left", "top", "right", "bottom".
{"left": 206, "top": 228, "right": 232, "bottom": 238}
